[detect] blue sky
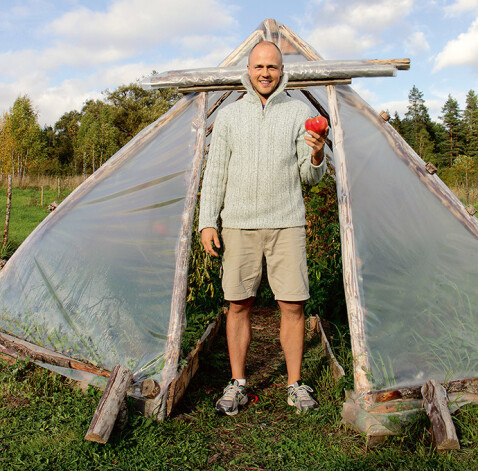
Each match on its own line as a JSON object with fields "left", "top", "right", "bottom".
{"left": 1, "top": 0, "right": 478, "bottom": 126}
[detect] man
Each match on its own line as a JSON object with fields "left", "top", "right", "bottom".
{"left": 198, "top": 41, "right": 328, "bottom": 415}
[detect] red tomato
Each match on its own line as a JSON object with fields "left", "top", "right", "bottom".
{"left": 305, "top": 116, "right": 328, "bottom": 134}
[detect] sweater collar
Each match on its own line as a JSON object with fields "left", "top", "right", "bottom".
{"left": 241, "top": 72, "right": 289, "bottom": 108}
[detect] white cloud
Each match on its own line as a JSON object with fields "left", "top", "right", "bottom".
{"left": 48, "top": 0, "right": 237, "bottom": 58}
{"left": 434, "top": 17, "right": 478, "bottom": 70}
{"left": 305, "top": 0, "right": 414, "bottom": 57}
{"left": 445, "top": 0, "right": 478, "bottom": 15}
{"left": 405, "top": 31, "right": 430, "bottom": 55}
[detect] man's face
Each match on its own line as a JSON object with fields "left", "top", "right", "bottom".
{"left": 247, "top": 43, "right": 283, "bottom": 104}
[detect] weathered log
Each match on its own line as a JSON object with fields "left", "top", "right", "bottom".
{"left": 3, "top": 175, "right": 12, "bottom": 246}
{"left": 142, "top": 378, "right": 160, "bottom": 399}
{"left": 85, "top": 365, "right": 133, "bottom": 444}
{"left": 421, "top": 379, "right": 460, "bottom": 450}
{"left": 364, "top": 376, "right": 478, "bottom": 406}
{"left": 156, "top": 92, "right": 208, "bottom": 421}
{"left": 47, "top": 201, "right": 59, "bottom": 211}
{"left": 0, "top": 331, "right": 110, "bottom": 378}
{"left": 326, "top": 80, "right": 371, "bottom": 393}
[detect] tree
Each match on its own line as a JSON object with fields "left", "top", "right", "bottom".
{"left": 464, "top": 90, "right": 478, "bottom": 160}
{"left": 1, "top": 96, "right": 47, "bottom": 178}
{"left": 440, "top": 94, "right": 465, "bottom": 166}
{"left": 104, "top": 83, "right": 180, "bottom": 147}
{"left": 74, "top": 100, "right": 119, "bottom": 175}
{"left": 453, "top": 154, "right": 476, "bottom": 204}
{"left": 402, "top": 85, "right": 436, "bottom": 161}
{"left": 53, "top": 110, "right": 81, "bottom": 171}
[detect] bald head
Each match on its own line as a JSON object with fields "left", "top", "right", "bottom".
{"left": 248, "top": 41, "right": 283, "bottom": 66}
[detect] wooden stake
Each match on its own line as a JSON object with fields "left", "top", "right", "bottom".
{"left": 85, "top": 365, "right": 133, "bottom": 444}
{"left": 421, "top": 379, "right": 460, "bottom": 450}
{"left": 57, "top": 178, "right": 60, "bottom": 198}
{"left": 3, "top": 175, "right": 12, "bottom": 247}
{"left": 41, "top": 186, "right": 44, "bottom": 206}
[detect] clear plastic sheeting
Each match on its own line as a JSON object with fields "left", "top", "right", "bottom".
{"left": 0, "top": 96, "right": 199, "bottom": 383}
{"left": 336, "top": 85, "right": 478, "bottom": 391}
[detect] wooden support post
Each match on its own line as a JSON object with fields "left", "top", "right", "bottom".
{"left": 85, "top": 365, "right": 133, "bottom": 444}
{"left": 57, "top": 177, "right": 60, "bottom": 198}
{"left": 3, "top": 175, "right": 12, "bottom": 247}
{"left": 421, "top": 379, "right": 460, "bottom": 450}
{"left": 281, "top": 22, "right": 371, "bottom": 393}
{"left": 142, "top": 378, "right": 160, "bottom": 399}
{"left": 40, "top": 186, "right": 44, "bottom": 206}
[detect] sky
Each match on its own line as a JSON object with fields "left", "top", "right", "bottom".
{"left": 1, "top": 0, "right": 478, "bottom": 127}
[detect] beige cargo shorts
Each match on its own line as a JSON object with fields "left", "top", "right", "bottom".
{"left": 221, "top": 227, "right": 309, "bottom": 302}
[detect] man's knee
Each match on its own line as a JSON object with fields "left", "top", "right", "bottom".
{"left": 228, "top": 297, "right": 254, "bottom": 315}
{"left": 278, "top": 300, "right": 304, "bottom": 318}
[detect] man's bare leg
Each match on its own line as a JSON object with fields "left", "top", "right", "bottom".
{"left": 227, "top": 297, "right": 254, "bottom": 379}
{"left": 278, "top": 300, "right": 305, "bottom": 384}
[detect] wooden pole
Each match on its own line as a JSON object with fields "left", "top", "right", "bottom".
{"left": 326, "top": 85, "right": 371, "bottom": 392}
{"left": 85, "top": 365, "right": 133, "bottom": 444}
{"left": 421, "top": 379, "right": 460, "bottom": 450}
{"left": 0, "top": 331, "right": 110, "bottom": 377}
{"left": 41, "top": 186, "right": 44, "bottom": 207}
{"left": 3, "top": 175, "right": 12, "bottom": 247}
{"left": 57, "top": 178, "right": 60, "bottom": 199}
{"left": 154, "top": 92, "right": 208, "bottom": 421}
{"left": 279, "top": 23, "right": 371, "bottom": 392}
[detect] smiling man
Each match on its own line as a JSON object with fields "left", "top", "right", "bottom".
{"left": 198, "top": 41, "right": 328, "bottom": 415}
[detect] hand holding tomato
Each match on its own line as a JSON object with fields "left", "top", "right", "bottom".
{"left": 305, "top": 116, "right": 328, "bottom": 135}
{"left": 304, "top": 115, "right": 328, "bottom": 165}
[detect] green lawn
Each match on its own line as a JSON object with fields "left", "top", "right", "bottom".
{"left": 0, "top": 187, "right": 72, "bottom": 256}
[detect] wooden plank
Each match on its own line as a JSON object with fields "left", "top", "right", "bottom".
{"left": 85, "top": 365, "right": 133, "bottom": 444}
{"left": 421, "top": 379, "right": 460, "bottom": 450}
{"left": 0, "top": 332, "right": 110, "bottom": 378}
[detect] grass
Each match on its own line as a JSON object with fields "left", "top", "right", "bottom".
{"left": 1, "top": 326, "right": 478, "bottom": 471}
{"left": 0, "top": 187, "right": 72, "bottom": 255}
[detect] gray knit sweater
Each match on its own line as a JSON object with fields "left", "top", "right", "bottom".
{"left": 198, "top": 72, "right": 326, "bottom": 231}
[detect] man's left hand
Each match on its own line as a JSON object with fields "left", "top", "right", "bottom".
{"left": 305, "top": 127, "right": 328, "bottom": 166}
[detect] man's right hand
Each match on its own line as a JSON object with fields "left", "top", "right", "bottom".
{"left": 201, "top": 227, "right": 221, "bottom": 257}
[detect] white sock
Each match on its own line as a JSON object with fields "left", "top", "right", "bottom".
{"left": 234, "top": 378, "right": 246, "bottom": 387}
